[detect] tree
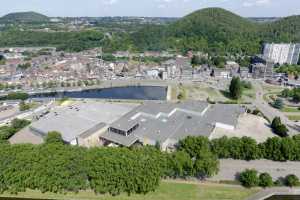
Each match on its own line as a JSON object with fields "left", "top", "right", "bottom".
{"left": 272, "top": 98, "right": 284, "bottom": 110}
{"left": 240, "top": 137, "right": 261, "bottom": 160}
{"left": 19, "top": 101, "right": 31, "bottom": 111}
{"left": 178, "top": 136, "right": 210, "bottom": 158}
{"left": 281, "top": 89, "right": 291, "bottom": 98}
{"left": 241, "top": 80, "right": 252, "bottom": 89}
{"left": 239, "top": 169, "right": 259, "bottom": 188}
{"left": 6, "top": 92, "right": 29, "bottom": 101}
{"left": 271, "top": 117, "right": 288, "bottom": 137}
{"left": 285, "top": 174, "right": 300, "bottom": 187}
{"left": 259, "top": 173, "right": 273, "bottom": 188}
{"left": 169, "top": 151, "right": 193, "bottom": 177}
{"left": 193, "top": 151, "right": 219, "bottom": 179}
{"left": 45, "top": 131, "right": 64, "bottom": 145}
{"left": 229, "top": 77, "right": 242, "bottom": 99}
{"left": 11, "top": 119, "right": 30, "bottom": 131}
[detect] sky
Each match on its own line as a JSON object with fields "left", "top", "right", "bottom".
{"left": 0, "top": 0, "right": 299, "bottom": 18}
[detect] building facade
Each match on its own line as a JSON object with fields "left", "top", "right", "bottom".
{"left": 263, "top": 43, "right": 300, "bottom": 65}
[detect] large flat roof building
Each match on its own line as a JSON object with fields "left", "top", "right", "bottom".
{"left": 11, "top": 100, "right": 245, "bottom": 150}
{"left": 25, "top": 101, "right": 137, "bottom": 146}
{"left": 100, "top": 101, "right": 245, "bottom": 150}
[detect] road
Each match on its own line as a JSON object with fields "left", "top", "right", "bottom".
{"left": 251, "top": 81, "right": 299, "bottom": 135}
{"left": 209, "top": 159, "right": 300, "bottom": 181}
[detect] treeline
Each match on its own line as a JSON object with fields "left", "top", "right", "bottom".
{"left": 276, "top": 65, "right": 300, "bottom": 76}
{"left": 1, "top": 92, "right": 29, "bottom": 101}
{"left": 1, "top": 9, "right": 300, "bottom": 55}
{"left": 131, "top": 8, "right": 300, "bottom": 55}
{"left": 182, "top": 135, "right": 300, "bottom": 162}
{"left": 0, "top": 30, "right": 105, "bottom": 52}
{"left": 281, "top": 88, "right": 300, "bottom": 103}
{"left": 0, "top": 142, "right": 165, "bottom": 195}
{"left": 239, "top": 169, "right": 300, "bottom": 188}
{"left": 0, "top": 119, "right": 30, "bottom": 141}
{"left": 1, "top": 133, "right": 300, "bottom": 195}
{"left": 0, "top": 133, "right": 219, "bottom": 195}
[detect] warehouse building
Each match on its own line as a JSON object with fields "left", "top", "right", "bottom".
{"left": 100, "top": 101, "right": 245, "bottom": 151}
{"left": 11, "top": 101, "right": 245, "bottom": 150}
{"left": 10, "top": 101, "right": 137, "bottom": 147}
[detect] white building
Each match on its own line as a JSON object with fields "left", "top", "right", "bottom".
{"left": 263, "top": 43, "right": 300, "bottom": 65}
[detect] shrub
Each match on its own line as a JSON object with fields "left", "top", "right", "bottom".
{"left": 45, "top": 131, "right": 64, "bottom": 145}
{"left": 285, "top": 174, "right": 300, "bottom": 187}
{"left": 272, "top": 98, "right": 284, "bottom": 109}
{"left": 271, "top": 117, "right": 288, "bottom": 137}
{"left": 252, "top": 109, "right": 261, "bottom": 115}
{"left": 239, "top": 169, "right": 259, "bottom": 188}
{"left": 274, "top": 177, "right": 285, "bottom": 186}
{"left": 259, "top": 173, "right": 273, "bottom": 188}
{"left": 241, "top": 81, "right": 252, "bottom": 89}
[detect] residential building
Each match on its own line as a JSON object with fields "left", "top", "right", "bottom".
{"left": 263, "top": 43, "right": 300, "bottom": 65}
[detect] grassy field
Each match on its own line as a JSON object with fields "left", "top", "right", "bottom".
{"left": 0, "top": 181, "right": 259, "bottom": 200}
{"left": 281, "top": 107, "right": 300, "bottom": 113}
{"left": 287, "top": 115, "right": 300, "bottom": 121}
{"left": 182, "top": 84, "right": 229, "bottom": 102}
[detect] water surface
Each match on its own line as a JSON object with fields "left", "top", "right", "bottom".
{"left": 31, "top": 86, "right": 167, "bottom": 100}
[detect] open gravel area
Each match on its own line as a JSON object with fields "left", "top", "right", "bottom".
{"left": 210, "top": 114, "right": 275, "bottom": 143}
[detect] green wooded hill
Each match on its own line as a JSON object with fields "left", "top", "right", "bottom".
{"left": 0, "top": 8, "right": 299, "bottom": 54}
{"left": 132, "top": 7, "right": 300, "bottom": 55}
{"left": 0, "top": 12, "right": 49, "bottom": 23}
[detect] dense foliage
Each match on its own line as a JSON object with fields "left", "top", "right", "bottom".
{"left": 1, "top": 8, "right": 300, "bottom": 55}
{"left": 239, "top": 169, "right": 260, "bottom": 188}
{"left": 4, "top": 92, "right": 29, "bottom": 101}
{"left": 0, "top": 30, "right": 105, "bottom": 52}
{"left": 229, "top": 77, "right": 243, "bottom": 100}
{"left": 271, "top": 117, "right": 289, "bottom": 137}
{"left": 0, "top": 119, "right": 30, "bottom": 141}
{"left": 259, "top": 173, "right": 273, "bottom": 188}
{"left": 272, "top": 98, "right": 284, "bottom": 109}
{"left": 0, "top": 12, "right": 49, "bottom": 23}
{"left": 0, "top": 134, "right": 222, "bottom": 195}
{"left": 0, "top": 143, "right": 166, "bottom": 195}
{"left": 276, "top": 65, "right": 300, "bottom": 76}
{"left": 285, "top": 174, "right": 300, "bottom": 187}
{"left": 182, "top": 136, "right": 300, "bottom": 162}
{"left": 239, "top": 169, "right": 299, "bottom": 188}
{"left": 281, "top": 88, "right": 300, "bottom": 103}
{"left": 130, "top": 8, "right": 300, "bottom": 55}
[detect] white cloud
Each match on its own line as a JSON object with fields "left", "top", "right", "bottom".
{"left": 242, "top": 0, "right": 271, "bottom": 7}
{"left": 103, "top": 0, "right": 118, "bottom": 5}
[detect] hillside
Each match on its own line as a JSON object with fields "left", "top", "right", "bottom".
{"left": 168, "top": 8, "right": 256, "bottom": 39}
{"left": 131, "top": 8, "right": 300, "bottom": 55}
{"left": 261, "top": 15, "right": 300, "bottom": 43}
{"left": 0, "top": 12, "right": 49, "bottom": 23}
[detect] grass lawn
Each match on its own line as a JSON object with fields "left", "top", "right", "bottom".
{"left": 0, "top": 181, "right": 259, "bottom": 200}
{"left": 243, "top": 88, "right": 256, "bottom": 100}
{"left": 262, "top": 84, "right": 283, "bottom": 94}
{"left": 287, "top": 115, "right": 300, "bottom": 121}
{"left": 281, "top": 107, "right": 300, "bottom": 113}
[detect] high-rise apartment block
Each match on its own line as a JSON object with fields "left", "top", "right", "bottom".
{"left": 263, "top": 43, "right": 300, "bottom": 65}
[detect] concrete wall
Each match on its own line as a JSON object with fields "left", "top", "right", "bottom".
{"left": 77, "top": 126, "right": 109, "bottom": 147}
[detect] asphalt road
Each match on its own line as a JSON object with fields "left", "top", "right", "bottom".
{"left": 251, "top": 81, "right": 299, "bottom": 135}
